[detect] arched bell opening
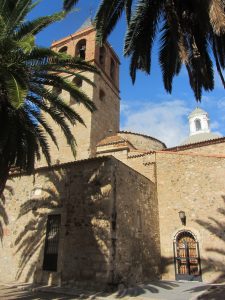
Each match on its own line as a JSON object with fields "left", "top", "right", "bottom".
{"left": 173, "top": 230, "right": 202, "bottom": 281}
{"left": 70, "top": 77, "right": 83, "bottom": 104}
{"left": 195, "top": 119, "right": 202, "bottom": 131}
{"left": 58, "top": 46, "right": 68, "bottom": 53}
{"left": 75, "top": 39, "right": 86, "bottom": 60}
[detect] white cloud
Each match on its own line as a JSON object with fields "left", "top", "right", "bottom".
{"left": 121, "top": 99, "right": 191, "bottom": 147}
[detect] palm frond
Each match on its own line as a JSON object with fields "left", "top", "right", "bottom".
{"left": 125, "top": 0, "right": 164, "bottom": 82}
{"left": 15, "top": 12, "right": 66, "bottom": 40}
{"left": 95, "top": 0, "right": 131, "bottom": 44}
{"left": 6, "top": 0, "right": 33, "bottom": 33}
{"left": 26, "top": 106, "right": 59, "bottom": 149}
{"left": 5, "top": 73, "right": 28, "bottom": 108}
{"left": 0, "top": 0, "right": 97, "bottom": 195}
{"left": 213, "top": 34, "right": 225, "bottom": 69}
{"left": 27, "top": 87, "right": 85, "bottom": 125}
{"left": 209, "top": 0, "right": 225, "bottom": 35}
{"left": 212, "top": 35, "right": 225, "bottom": 87}
{"left": 63, "top": 0, "right": 79, "bottom": 11}
{"left": 32, "top": 73, "right": 96, "bottom": 112}
{"left": 28, "top": 96, "right": 77, "bottom": 157}
{"left": 159, "top": 17, "right": 181, "bottom": 93}
{"left": 125, "top": 0, "right": 133, "bottom": 24}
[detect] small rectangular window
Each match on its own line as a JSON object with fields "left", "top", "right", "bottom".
{"left": 43, "top": 214, "right": 61, "bottom": 272}
{"left": 110, "top": 58, "right": 115, "bottom": 79}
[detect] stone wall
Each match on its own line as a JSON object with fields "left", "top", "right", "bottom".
{"left": 44, "top": 26, "right": 120, "bottom": 167}
{"left": 156, "top": 151, "right": 225, "bottom": 282}
{"left": 39, "top": 71, "right": 95, "bottom": 168}
{"left": 118, "top": 132, "right": 165, "bottom": 151}
{"left": 126, "top": 154, "right": 156, "bottom": 182}
{"left": 0, "top": 157, "right": 113, "bottom": 285}
{"left": 90, "top": 72, "right": 120, "bottom": 158}
{"left": 0, "top": 156, "right": 159, "bottom": 287}
{"left": 0, "top": 165, "right": 65, "bottom": 284}
{"left": 114, "top": 161, "right": 160, "bottom": 284}
{"left": 60, "top": 157, "right": 114, "bottom": 287}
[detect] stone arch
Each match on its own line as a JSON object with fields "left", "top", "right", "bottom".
{"left": 70, "top": 77, "right": 83, "bottom": 104}
{"left": 173, "top": 229, "right": 199, "bottom": 242}
{"left": 75, "top": 39, "right": 86, "bottom": 60}
{"left": 195, "top": 118, "right": 202, "bottom": 131}
{"left": 72, "top": 76, "right": 82, "bottom": 88}
{"left": 173, "top": 230, "right": 202, "bottom": 281}
{"left": 58, "top": 46, "right": 68, "bottom": 53}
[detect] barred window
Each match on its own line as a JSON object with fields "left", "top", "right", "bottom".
{"left": 43, "top": 214, "right": 61, "bottom": 272}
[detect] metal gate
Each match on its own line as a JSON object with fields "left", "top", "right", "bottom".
{"left": 174, "top": 231, "right": 202, "bottom": 281}
{"left": 43, "top": 214, "right": 61, "bottom": 272}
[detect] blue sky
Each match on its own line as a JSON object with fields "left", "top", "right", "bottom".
{"left": 30, "top": 0, "right": 225, "bottom": 146}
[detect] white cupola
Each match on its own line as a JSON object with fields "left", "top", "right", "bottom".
{"left": 189, "top": 107, "right": 210, "bottom": 136}
{"left": 180, "top": 107, "right": 220, "bottom": 145}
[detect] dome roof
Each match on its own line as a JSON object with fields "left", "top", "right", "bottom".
{"left": 97, "top": 135, "right": 126, "bottom": 147}
{"left": 181, "top": 132, "right": 221, "bottom": 145}
{"left": 189, "top": 107, "right": 207, "bottom": 118}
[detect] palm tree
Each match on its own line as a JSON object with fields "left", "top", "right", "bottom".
{"left": 94, "top": 0, "right": 225, "bottom": 101}
{"left": 63, "top": 0, "right": 79, "bottom": 11}
{"left": 0, "top": 0, "right": 97, "bottom": 195}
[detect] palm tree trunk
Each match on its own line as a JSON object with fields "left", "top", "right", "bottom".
{"left": 0, "top": 94, "right": 11, "bottom": 198}
{"left": 0, "top": 155, "right": 10, "bottom": 198}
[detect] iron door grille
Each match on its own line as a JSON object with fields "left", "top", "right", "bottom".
{"left": 43, "top": 214, "right": 61, "bottom": 272}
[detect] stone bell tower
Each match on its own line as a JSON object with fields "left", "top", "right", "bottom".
{"left": 49, "top": 19, "right": 120, "bottom": 164}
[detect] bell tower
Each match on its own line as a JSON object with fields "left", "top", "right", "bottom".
{"left": 180, "top": 107, "right": 220, "bottom": 145}
{"left": 188, "top": 107, "right": 210, "bottom": 136}
{"left": 49, "top": 19, "right": 120, "bottom": 164}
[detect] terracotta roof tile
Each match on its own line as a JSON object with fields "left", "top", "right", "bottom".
{"left": 165, "top": 136, "right": 225, "bottom": 152}
{"left": 97, "top": 135, "right": 127, "bottom": 147}
{"left": 119, "top": 131, "right": 166, "bottom": 148}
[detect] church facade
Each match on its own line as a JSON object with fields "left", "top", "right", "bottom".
{"left": 1, "top": 21, "right": 225, "bottom": 287}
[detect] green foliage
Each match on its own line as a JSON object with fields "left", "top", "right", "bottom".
{"left": 5, "top": 74, "right": 28, "bottom": 109}
{"left": 63, "top": 0, "right": 79, "bottom": 11}
{"left": 95, "top": 0, "right": 225, "bottom": 101}
{"left": 0, "top": 0, "right": 97, "bottom": 195}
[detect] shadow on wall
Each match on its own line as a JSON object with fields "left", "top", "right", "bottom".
{"left": 12, "top": 160, "right": 111, "bottom": 286}
{"left": 195, "top": 195, "right": 225, "bottom": 284}
{"left": 186, "top": 195, "right": 225, "bottom": 299}
{"left": 108, "top": 196, "right": 225, "bottom": 299}
{"left": 14, "top": 169, "right": 65, "bottom": 282}
{"left": 60, "top": 160, "right": 112, "bottom": 287}
{"left": 0, "top": 183, "right": 13, "bottom": 241}
{"left": 11, "top": 158, "right": 162, "bottom": 289}
{"left": 158, "top": 195, "right": 225, "bottom": 300}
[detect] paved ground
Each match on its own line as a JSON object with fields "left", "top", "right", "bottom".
{"left": 0, "top": 281, "right": 225, "bottom": 300}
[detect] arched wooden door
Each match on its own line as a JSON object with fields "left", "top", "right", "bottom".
{"left": 174, "top": 231, "right": 202, "bottom": 281}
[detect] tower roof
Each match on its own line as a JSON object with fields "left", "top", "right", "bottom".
{"left": 76, "top": 18, "right": 94, "bottom": 33}
{"left": 189, "top": 107, "right": 207, "bottom": 118}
